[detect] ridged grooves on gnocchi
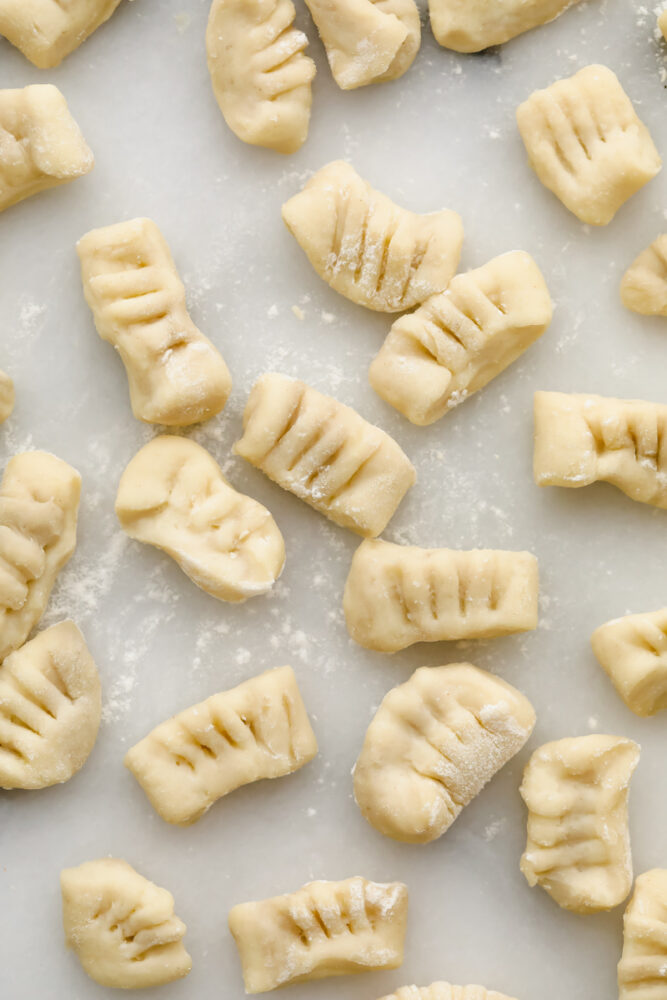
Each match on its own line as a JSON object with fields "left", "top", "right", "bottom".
{"left": 0, "top": 0, "right": 123, "bottom": 68}
{"left": 378, "top": 983, "right": 519, "bottom": 1000}
{"left": 618, "top": 869, "right": 667, "bottom": 1000}
{"left": 591, "top": 608, "right": 667, "bottom": 717}
{"left": 620, "top": 235, "right": 667, "bottom": 316}
{"left": 429, "top": 0, "right": 583, "bottom": 53}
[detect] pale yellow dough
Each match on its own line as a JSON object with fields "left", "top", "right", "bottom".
{"left": 618, "top": 869, "right": 667, "bottom": 1000}
{"left": 125, "top": 665, "right": 317, "bottom": 825}
{"left": 520, "top": 735, "right": 640, "bottom": 913}
{"left": 61, "top": 858, "right": 192, "bottom": 989}
{"left": 0, "top": 369, "right": 14, "bottom": 423}
{"left": 229, "top": 876, "right": 408, "bottom": 992}
{"left": 370, "top": 251, "right": 552, "bottom": 425}
{"left": 620, "top": 235, "right": 667, "bottom": 316}
{"left": 0, "top": 0, "right": 122, "bottom": 68}
{"left": 659, "top": 9, "right": 667, "bottom": 41}
{"left": 591, "top": 608, "right": 667, "bottom": 717}
{"left": 353, "top": 663, "right": 536, "bottom": 844}
{"left": 516, "top": 65, "right": 661, "bottom": 226}
{"left": 115, "top": 436, "right": 285, "bottom": 603}
{"left": 430, "top": 0, "right": 581, "bottom": 52}
{"left": 378, "top": 984, "right": 518, "bottom": 1000}
{"left": 0, "top": 84, "right": 93, "bottom": 214}
{"left": 78, "top": 218, "right": 232, "bottom": 426}
{"left": 282, "top": 161, "right": 463, "bottom": 312}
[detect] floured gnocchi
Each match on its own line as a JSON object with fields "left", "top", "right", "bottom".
{"left": 0, "top": 369, "right": 14, "bottom": 423}
{"left": 620, "top": 235, "right": 667, "bottom": 316}
{"left": 0, "top": 0, "right": 123, "bottom": 68}
{"left": 378, "top": 984, "right": 518, "bottom": 1000}
{"left": 591, "top": 608, "right": 667, "bottom": 717}
{"left": 430, "top": 0, "right": 582, "bottom": 52}
{"left": 618, "top": 868, "right": 667, "bottom": 1000}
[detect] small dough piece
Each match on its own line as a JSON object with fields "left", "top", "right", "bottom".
{"left": 533, "top": 391, "right": 667, "bottom": 511}
{"left": 618, "top": 869, "right": 667, "bottom": 1000}
{"left": 430, "top": 0, "right": 581, "bottom": 52}
{"left": 591, "top": 608, "right": 667, "bottom": 717}
{"left": 516, "top": 65, "right": 661, "bottom": 226}
{"left": 234, "top": 373, "right": 416, "bottom": 537}
{"left": 0, "top": 0, "right": 122, "bottom": 68}
{"left": 620, "top": 235, "right": 667, "bottom": 316}
{"left": 0, "top": 451, "right": 80, "bottom": 662}
{"left": 206, "top": 0, "right": 315, "bottom": 154}
{"left": 61, "top": 858, "right": 192, "bottom": 989}
{"left": 520, "top": 735, "right": 640, "bottom": 913}
{"left": 0, "top": 621, "right": 100, "bottom": 790}
{"left": 344, "top": 539, "right": 539, "bottom": 652}
{"left": 115, "top": 436, "right": 285, "bottom": 603}
{"left": 229, "top": 876, "right": 408, "bottom": 992}
{"left": 282, "top": 161, "right": 463, "bottom": 312}
{"left": 370, "top": 251, "right": 552, "bottom": 425}
{"left": 78, "top": 218, "right": 232, "bottom": 426}
{"left": 660, "top": 8, "right": 667, "bottom": 41}
{"left": 354, "top": 663, "right": 536, "bottom": 844}
{"left": 378, "top": 983, "right": 518, "bottom": 1000}
{"left": 124, "top": 665, "right": 317, "bottom": 825}
{"left": 0, "top": 369, "right": 14, "bottom": 423}
{"left": 0, "top": 84, "right": 94, "bottom": 214}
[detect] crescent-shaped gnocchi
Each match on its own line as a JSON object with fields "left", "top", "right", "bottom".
{"left": 618, "top": 869, "right": 667, "bottom": 1000}
{"left": 591, "top": 608, "right": 667, "bottom": 717}
{"left": 0, "top": 0, "right": 123, "bottom": 68}
{"left": 378, "top": 984, "right": 519, "bottom": 1000}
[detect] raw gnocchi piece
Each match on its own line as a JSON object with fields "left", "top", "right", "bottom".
{"left": 0, "top": 621, "right": 100, "bottom": 790}
{"left": 206, "top": 0, "right": 315, "bottom": 154}
{"left": 353, "top": 663, "right": 536, "bottom": 844}
{"left": 0, "top": 0, "right": 123, "bottom": 68}
{"left": 77, "top": 218, "right": 232, "bottom": 426}
{"left": 234, "top": 373, "right": 416, "bottom": 537}
{"left": 0, "top": 451, "right": 80, "bottom": 662}
{"left": 115, "top": 436, "right": 285, "bottom": 604}
{"left": 61, "top": 858, "right": 192, "bottom": 989}
{"left": 516, "top": 65, "right": 661, "bottom": 226}
{"left": 0, "top": 84, "right": 93, "bottom": 214}
{"left": 520, "top": 735, "right": 640, "bottom": 913}
{"left": 228, "top": 876, "right": 408, "bottom": 992}
{"left": 620, "top": 235, "right": 667, "bottom": 316}
{"left": 591, "top": 608, "right": 667, "bottom": 717}
{"left": 618, "top": 869, "right": 667, "bottom": 1000}
{"left": 124, "top": 665, "right": 317, "bottom": 825}
{"left": 430, "top": 0, "right": 582, "bottom": 52}
{"left": 282, "top": 161, "right": 463, "bottom": 312}
{"left": 0, "top": 369, "right": 14, "bottom": 423}
{"left": 344, "top": 539, "right": 539, "bottom": 652}
{"left": 378, "top": 983, "right": 518, "bottom": 1000}
{"left": 660, "top": 8, "right": 667, "bottom": 41}
{"left": 533, "top": 391, "right": 667, "bottom": 511}
{"left": 369, "top": 252, "right": 552, "bottom": 425}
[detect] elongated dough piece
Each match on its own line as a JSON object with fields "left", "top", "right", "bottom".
{"left": 229, "top": 876, "right": 408, "bottom": 992}
{"left": 354, "top": 664, "right": 535, "bottom": 844}
{"left": 620, "top": 235, "right": 667, "bottom": 316}
{"left": 282, "top": 161, "right": 463, "bottom": 312}
{"left": 344, "top": 540, "right": 539, "bottom": 652}
{"left": 78, "top": 218, "right": 232, "bottom": 426}
{"left": 116, "top": 436, "right": 284, "bottom": 603}
{"left": 591, "top": 608, "right": 667, "bottom": 717}
{"left": 378, "top": 984, "right": 518, "bottom": 1000}
{"left": 0, "top": 370, "right": 14, "bottom": 423}
{"left": 206, "top": 0, "right": 315, "bottom": 154}
{"left": 61, "top": 858, "right": 192, "bottom": 989}
{"left": 430, "top": 0, "right": 581, "bottom": 52}
{"left": 0, "top": 85, "right": 93, "bottom": 214}
{"left": 660, "top": 9, "right": 667, "bottom": 41}
{"left": 0, "top": 0, "right": 122, "bottom": 68}
{"left": 370, "top": 252, "right": 552, "bottom": 425}
{"left": 125, "top": 666, "right": 317, "bottom": 825}
{"left": 618, "top": 869, "right": 667, "bottom": 1000}
{"left": 520, "top": 735, "right": 640, "bottom": 913}
{"left": 0, "top": 452, "right": 80, "bottom": 662}
{"left": 234, "top": 373, "right": 416, "bottom": 537}
{"left": 516, "top": 65, "right": 661, "bottom": 226}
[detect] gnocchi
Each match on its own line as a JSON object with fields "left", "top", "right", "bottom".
{"left": 591, "top": 608, "right": 667, "bottom": 717}
{"left": 620, "top": 235, "right": 667, "bottom": 316}
{"left": 0, "top": 0, "right": 122, "bottom": 68}
{"left": 430, "top": 0, "right": 583, "bottom": 52}
{"left": 618, "top": 869, "right": 667, "bottom": 1000}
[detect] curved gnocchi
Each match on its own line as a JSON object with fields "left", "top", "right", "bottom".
{"left": 591, "top": 608, "right": 667, "bottom": 717}
{"left": 618, "top": 869, "right": 667, "bottom": 1000}
{"left": 0, "top": 0, "right": 123, "bottom": 68}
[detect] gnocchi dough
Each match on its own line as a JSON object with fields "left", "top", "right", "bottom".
{"left": 77, "top": 218, "right": 232, "bottom": 426}
{"left": 344, "top": 540, "right": 539, "bottom": 652}
{"left": 618, "top": 869, "right": 667, "bottom": 1000}
{"left": 124, "top": 665, "right": 317, "bottom": 825}
{"left": 0, "top": 0, "right": 122, "bottom": 68}
{"left": 206, "top": 0, "right": 315, "bottom": 154}
{"left": 660, "top": 9, "right": 667, "bottom": 41}
{"left": 534, "top": 391, "right": 667, "bottom": 511}
{"left": 229, "top": 876, "right": 408, "bottom": 992}
{"left": 61, "top": 858, "right": 192, "bottom": 989}
{"left": 0, "top": 621, "right": 100, "bottom": 790}
{"left": 282, "top": 161, "right": 463, "bottom": 312}
{"left": 516, "top": 65, "right": 661, "bottom": 226}
{"left": 234, "top": 374, "right": 416, "bottom": 537}
{"left": 369, "top": 252, "right": 552, "bottom": 425}
{"left": 0, "top": 369, "right": 14, "bottom": 423}
{"left": 378, "top": 984, "right": 518, "bottom": 1000}
{"left": 520, "top": 735, "right": 640, "bottom": 913}
{"left": 430, "top": 0, "right": 581, "bottom": 52}
{"left": 620, "top": 235, "right": 667, "bottom": 316}
{"left": 591, "top": 608, "right": 667, "bottom": 717}
{"left": 115, "top": 436, "right": 285, "bottom": 603}
{"left": 353, "top": 663, "right": 536, "bottom": 844}
{"left": 0, "top": 84, "right": 94, "bottom": 214}
{"left": 0, "top": 451, "right": 80, "bottom": 662}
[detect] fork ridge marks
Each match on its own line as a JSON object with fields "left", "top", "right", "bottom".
{"left": 378, "top": 983, "right": 519, "bottom": 1000}
{"left": 353, "top": 663, "right": 536, "bottom": 844}
{"left": 621, "top": 234, "right": 667, "bottom": 316}
{"left": 228, "top": 876, "right": 408, "bottom": 992}
{"left": 0, "top": 0, "right": 123, "bottom": 68}
{"left": 282, "top": 161, "right": 463, "bottom": 312}
{"left": 618, "top": 869, "right": 667, "bottom": 1000}
{"left": 234, "top": 373, "right": 416, "bottom": 537}
{"left": 520, "top": 735, "right": 640, "bottom": 913}
{"left": 78, "top": 218, "right": 232, "bottom": 426}
{"left": 591, "top": 607, "right": 667, "bottom": 717}
{"left": 430, "top": 0, "right": 583, "bottom": 53}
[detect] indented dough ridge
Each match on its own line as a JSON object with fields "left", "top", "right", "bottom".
{"left": 618, "top": 869, "right": 667, "bottom": 1000}
{"left": 591, "top": 607, "right": 667, "bottom": 717}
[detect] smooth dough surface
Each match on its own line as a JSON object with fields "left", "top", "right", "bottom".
{"left": 78, "top": 217, "right": 232, "bottom": 426}
{"left": 229, "top": 876, "right": 408, "bottom": 992}
{"left": 0, "top": 369, "right": 14, "bottom": 423}
{"left": 520, "top": 734, "right": 640, "bottom": 913}
{"left": 378, "top": 983, "right": 519, "bottom": 1000}
{"left": 234, "top": 373, "right": 416, "bottom": 537}
{"left": 591, "top": 608, "right": 667, "bottom": 717}
{"left": 370, "top": 251, "right": 552, "bottom": 425}
{"left": 0, "top": 0, "right": 122, "bottom": 68}
{"left": 115, "top": 436, "right": 285, "bottom": 603}
{"left": 660, "top": 8, "right": 667, "bottom": 41}
{"left": 282, "top": 160, "right": 463, "bottom": 312}
{"left": 618, "top": 868, "right": 667, "bottom": 1000}
{"left": 620, "top": 235, "right": 667, "bottom": 316}
{"left": 0, "top": 84, "right": 93, "bottom": 214}
{"left": 125, "top": 665, "right": 317, "bottom": 825}
{"left": 61, "top": 858, "right": 192, "bottom": 989}
{"left": 430, "top": 0, "right": 581, "bottom": 52}
{"left": 354, "top": 663, "right": 536, "bottom": 844}
{"left": 516, "top": 65, "right": 661, "bottom": 225}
